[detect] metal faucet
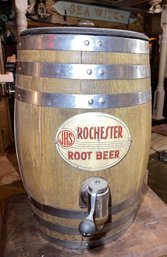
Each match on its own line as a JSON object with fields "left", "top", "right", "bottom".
{"left": 79, "top": 177, "right": 109, "bottom": 237}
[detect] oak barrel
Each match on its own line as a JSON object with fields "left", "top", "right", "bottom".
{"left": 15, "top": 27, "right": 151, "bottom": 249}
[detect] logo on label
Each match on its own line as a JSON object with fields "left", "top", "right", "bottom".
{"left": 55, "top": 112, "right": 131, "bottom": 171}
{"left": 57, "top": 130, "right": 75, "bottom": 147}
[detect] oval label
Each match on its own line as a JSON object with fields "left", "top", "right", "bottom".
{"left": 55, "top": 112, "right": 131, "bottom": 171}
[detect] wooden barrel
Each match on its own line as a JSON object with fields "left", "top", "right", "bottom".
{"left": 15, "top": 27, "right": 151, "bottom": 249}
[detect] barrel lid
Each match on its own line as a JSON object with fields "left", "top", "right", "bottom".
{"left": 20, "top": 27, "right": 148, "bottom": 41}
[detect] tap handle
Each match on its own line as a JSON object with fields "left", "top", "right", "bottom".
{"left": 78, "top": 192, "right": 97, "bottom": 237}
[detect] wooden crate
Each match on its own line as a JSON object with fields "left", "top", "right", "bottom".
{"left": 0, "top": 96, "right": 13, "bottom": 154}
{"left": 1, "top": 187, "right": 167, "bottom": 257}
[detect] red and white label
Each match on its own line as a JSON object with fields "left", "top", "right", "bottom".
{"left": 55, "top": 112, "right": 131, "bottom": 171}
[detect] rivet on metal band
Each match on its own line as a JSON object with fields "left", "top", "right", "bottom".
{"left": 18, "top": 34, "right": 149, "bottom": 54}
{"left": 17, "top": 62, "right": 150, "bottom": 80}
{"left": 15, "top": 87, "right": 151, "bottom": 109}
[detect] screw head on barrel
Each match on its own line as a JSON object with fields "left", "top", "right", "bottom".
{"left": 84, "top": 40, "right": 90, "bottom": 46}
{"left": 87, "top": 69, "right": 92, "bottom": 75}
{"left": 88, "top": 99, "right": 94, "bottom": 105}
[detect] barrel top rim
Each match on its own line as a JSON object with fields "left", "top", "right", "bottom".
{"left": 20, "top": 27, "right": 148, "bottom": 41}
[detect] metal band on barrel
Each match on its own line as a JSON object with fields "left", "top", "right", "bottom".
{"left": 15, "top": 87, "right": 151, "bottom": 109}
{"left": 39, "top": 221, "right": 132, "bottom": 249}
{"left": 28, "top": 191, "right": 139, "bottom": 219}
{"left": 34, "top": 209, "right": 135, "bottom": 235}
{"left": 18, "top": 34, "right": 149, "bottom": 53}
{"left": 17, "top": 62, "right": 150, "bottom": 80}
